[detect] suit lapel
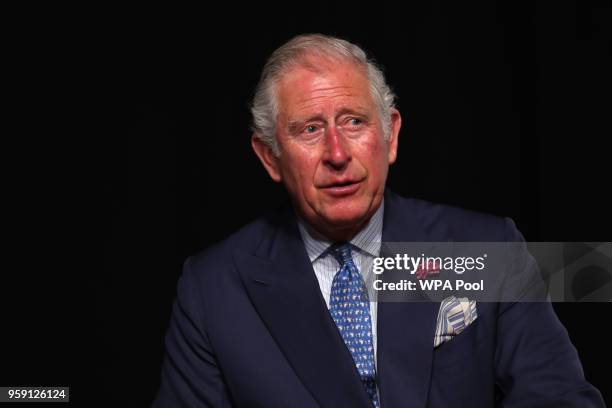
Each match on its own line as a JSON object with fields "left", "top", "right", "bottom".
{"left": 234, "top": 208, "right": 372, "bottom": 408}
{"left": 376, "top": 191, "right": 440, "bottom": 408}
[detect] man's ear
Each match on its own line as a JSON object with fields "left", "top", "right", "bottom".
{"left": 387, "top": 108, "right": 401, "bottom": 165}
{"left": 251, "top": 134, "right": 282, "bottom": 182}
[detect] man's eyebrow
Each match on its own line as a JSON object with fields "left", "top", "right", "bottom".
{"left": 336, "top": 106, "right": 371, "bottom": 118}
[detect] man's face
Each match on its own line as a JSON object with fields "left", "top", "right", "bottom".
{"left": 253, "top": 57, "right": 401, "bottom": 240}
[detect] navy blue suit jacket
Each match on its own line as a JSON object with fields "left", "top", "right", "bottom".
{"left": 153, "top": 190, "right": 605, "bottom": 407}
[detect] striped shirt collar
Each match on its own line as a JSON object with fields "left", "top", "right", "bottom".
{"left": 296, "top": 199, "right": 384, "bottom": 262}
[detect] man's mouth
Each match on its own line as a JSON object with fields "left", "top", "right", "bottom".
{"left": 320, "top": 179, "right": 363, "bottom": 197}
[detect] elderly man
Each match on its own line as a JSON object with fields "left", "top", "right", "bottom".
{"left": 153, "top": 34, "right": 604, "bottom": 407}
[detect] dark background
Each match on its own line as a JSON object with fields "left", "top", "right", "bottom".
{"left": 4, "top": 0, "right": 611, "bottom": 406}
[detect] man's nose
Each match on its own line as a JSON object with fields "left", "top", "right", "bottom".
{"left": 322, "top": 125, "right": 351, "bottom": 170}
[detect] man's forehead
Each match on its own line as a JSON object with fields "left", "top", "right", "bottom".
{"left": 279, "top": 55, "right": 367, "bottom": 85}
{"left": 276, "top": 58, "right": 374, "bottom": 114}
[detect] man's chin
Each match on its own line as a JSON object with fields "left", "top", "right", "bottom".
{"left": 319, "top": 204, "right": 373, "bottom": 231}
{"left": 298, "top": 196, "right": 380, "bottom": 239}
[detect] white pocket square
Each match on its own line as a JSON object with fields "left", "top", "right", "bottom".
{"left": 433, "top": 296, "right": 478, "bottom": 348}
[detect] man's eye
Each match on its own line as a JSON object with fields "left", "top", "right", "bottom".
{"left": 305, "top": 125, "right": 318, "bottom": 133}
{"left": 348, "top": 118, "right": 363, "bottom": 126}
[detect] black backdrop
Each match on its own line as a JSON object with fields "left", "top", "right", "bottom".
{"left": 6, "top": 1, "right": 611, "bottom": 406}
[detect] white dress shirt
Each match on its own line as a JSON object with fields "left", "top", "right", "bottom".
{"left": 296, "top": 200, "right": 384, "bottom": 367}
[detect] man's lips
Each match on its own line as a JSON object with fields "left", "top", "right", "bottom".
{"left": 318, "top": 179, "right": 364, "bottom": 197}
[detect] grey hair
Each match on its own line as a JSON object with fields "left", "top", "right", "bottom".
{"left": 250, "top": 33, "right": 397, "bottom": 155}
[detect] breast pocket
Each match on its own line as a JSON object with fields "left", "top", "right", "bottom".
{"left": 431, "top": 317, "right": 485, "bottom": 370}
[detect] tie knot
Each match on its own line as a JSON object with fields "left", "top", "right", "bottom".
{"left": 330, "top": 243, "right": 354, "bottom": 267}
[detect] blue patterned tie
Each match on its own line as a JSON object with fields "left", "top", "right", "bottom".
{"left": 329, "top": 243, "right": 380, "bottom": 407}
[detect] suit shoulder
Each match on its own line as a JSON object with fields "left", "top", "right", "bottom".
{"left": 184, "top": 208, "right": 282, "bottom": 279}
{"left": 387, "top": 192, "right": 522, "bottom": 241}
